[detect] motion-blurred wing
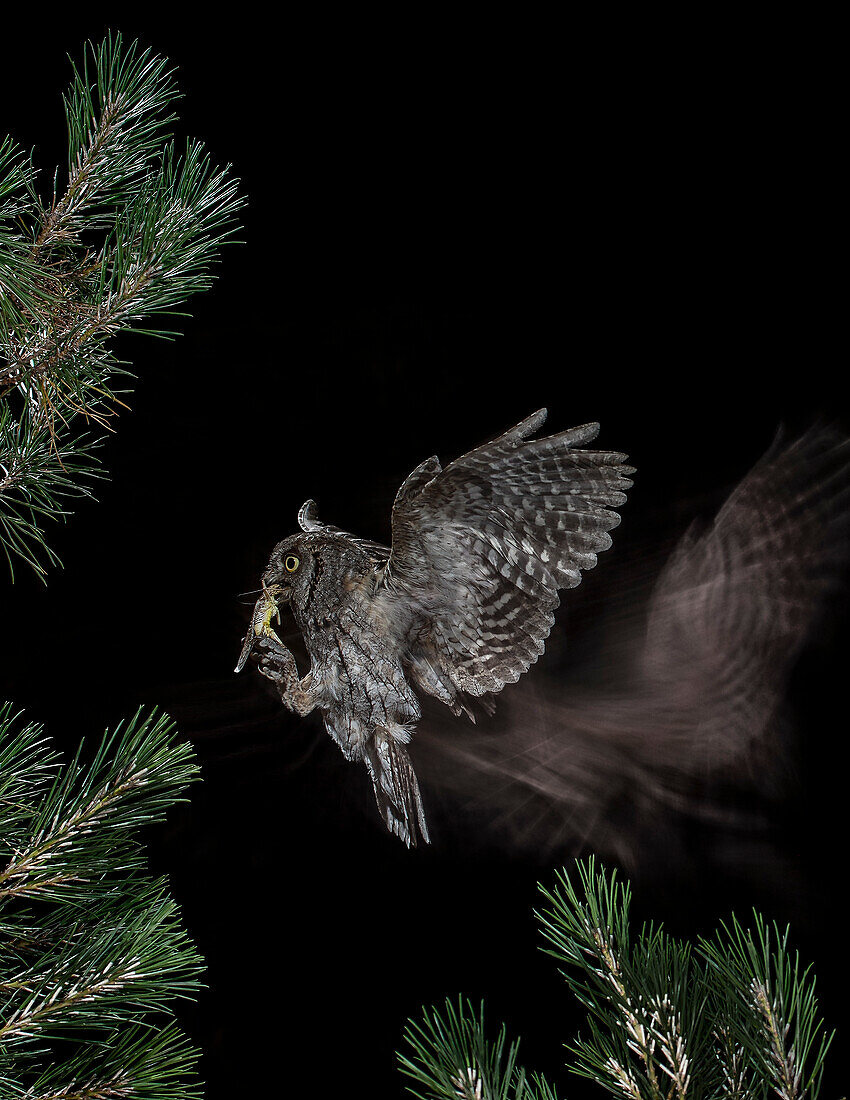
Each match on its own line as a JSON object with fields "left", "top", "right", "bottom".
{"left": 381, "top": 409, "right": 634, "bottom": 702}
{"left": 641, "top": 426, "right": 850, "bottom": 759}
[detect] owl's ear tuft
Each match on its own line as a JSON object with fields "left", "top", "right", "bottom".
{"left": 298, "top": 500, "right": 321, "bottom": 531}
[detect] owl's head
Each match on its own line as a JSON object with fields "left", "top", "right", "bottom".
{"left": 260, "top": 500, "right": 388, "bottom": 618}
{"left": 261, "top": 532, "right": 313, "bottom": 609}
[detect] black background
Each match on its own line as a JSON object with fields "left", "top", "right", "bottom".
{"left": 1, "top": 14, "right": 845, "bottom": 1098}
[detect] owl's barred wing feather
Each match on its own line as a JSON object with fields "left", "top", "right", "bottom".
{"left": 382, "top": 409, "right": 634, "bottom": 703}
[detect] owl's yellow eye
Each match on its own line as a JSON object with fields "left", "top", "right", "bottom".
{"left": 284, "top": 555, "right": 300, "bottom": 573}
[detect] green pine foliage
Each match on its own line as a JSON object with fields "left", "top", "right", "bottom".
{"left": 0, "top": 704, "right": 203, "bottom": 1098}
{"left": 0, "top": 32, "right": 244, "bottom": 579}
{"left": 400, "top": 997, "right": 560, "bottom": 1100}
{"left": 1, "top": 32, "right": 236, "bottom": 1094}
{"left": 400, "top": 858, "right": 835, "bottom": 1100}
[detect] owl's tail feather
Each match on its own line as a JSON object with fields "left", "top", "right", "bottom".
{"left": 364, "top": 728, "right": 430, "bottom": 847}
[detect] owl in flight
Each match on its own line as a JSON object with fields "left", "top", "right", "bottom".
{"left": 236, "top": 410, "right": 633, "bottom": 845}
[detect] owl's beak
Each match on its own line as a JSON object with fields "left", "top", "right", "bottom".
{"left": 261, "top": 570, "right": 292, "bottom": 599}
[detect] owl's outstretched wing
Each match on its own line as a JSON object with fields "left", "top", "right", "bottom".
{"left": 380, "top": 409, "right": 634, "bottom": 705}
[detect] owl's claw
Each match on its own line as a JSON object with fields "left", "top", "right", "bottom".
{"left": 254, "top": 635, "right": 297, "bottom": 677}
{"left": 253, "top": 637, "right": 317, "bottom": 717}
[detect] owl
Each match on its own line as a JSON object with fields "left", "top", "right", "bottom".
{"left": 236, "top": 409, "right": 633, "bottom": 845}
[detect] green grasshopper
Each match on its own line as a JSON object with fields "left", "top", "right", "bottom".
{"left": 235, "top": 582, "right": 283, "bottom": 673}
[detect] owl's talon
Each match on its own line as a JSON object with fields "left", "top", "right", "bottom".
{"left": 256, "top": 635, "right": 289, "bottom": 658}
{"left": 250, "top": 635, "right": 315, "bottom": 716}
{"left": 254, "top": 636, "right": 297, "bottom": 675}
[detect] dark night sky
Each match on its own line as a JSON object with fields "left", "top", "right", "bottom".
{"left": 1, "top": 15, "right": 846, "bottom": 1098}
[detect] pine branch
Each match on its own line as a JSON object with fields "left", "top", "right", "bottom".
{"left": 0, "top": 709, "right": 197, "bottom": 906}
{"left": 0, "top": 31, "right": 244, "bottom": 580}
{"left": 537, "top": 859, "right": 834, "bottom": 1099}
{"left": 0, "top": 879, "right": 200, "bottom": 1044}
{"left": 699, "top": 913, "right": 834, "bottom": 1100}
{"left": 0, "top": 705, "right": 203, "bottom": 1095}
{"left": 35, "top": 33, "right": 179, "bottom": 253}
{"left": 399, "top": 859, "right": 837, "bottom": 1099}
{"left": 399, "top": 997, "right": 559, "bottom": 1100}
{"left": 17, "top": 1022, "right": 201, "bottom": 1100}
{"left": 0, "top": 140, "right": 62, "bottom": 346}
{"left": 536, "top": 859, "right": 690, "bottom": 1099}
{"left": 0, "top": 402, "right": 102, "bottom": 580}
